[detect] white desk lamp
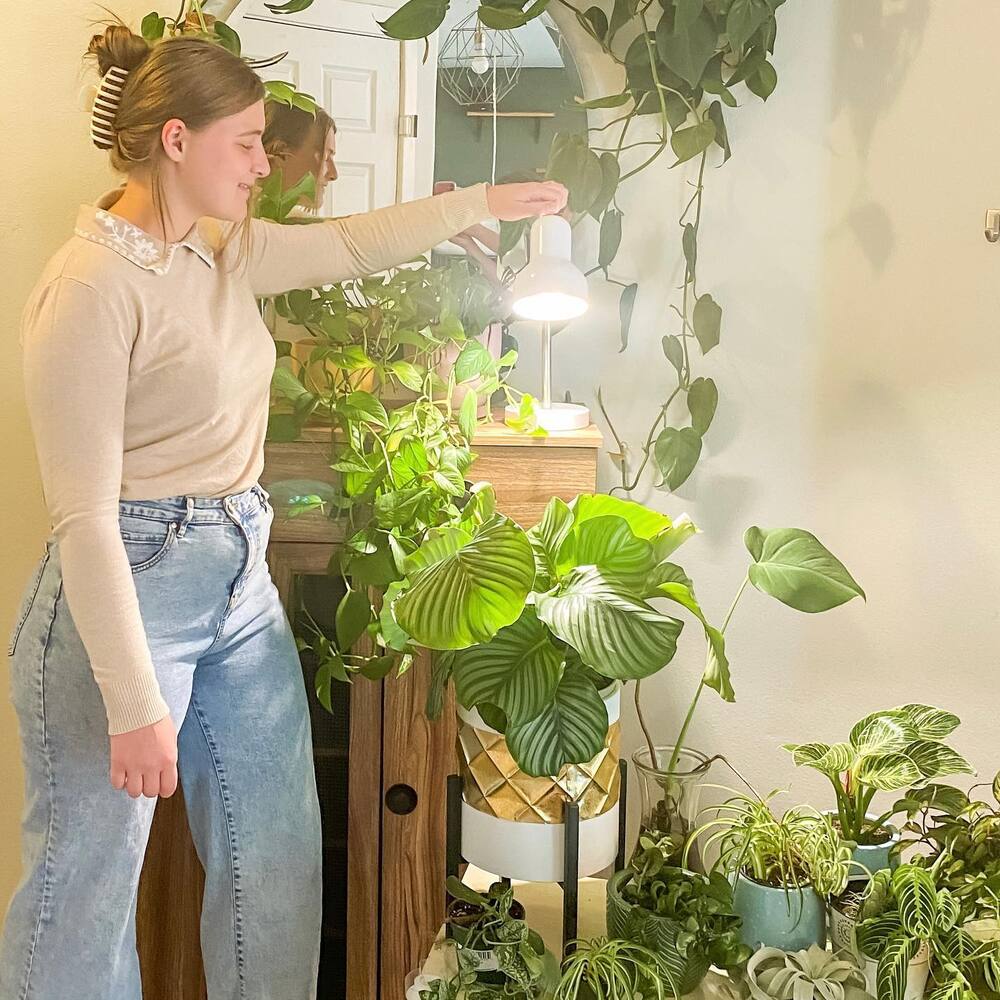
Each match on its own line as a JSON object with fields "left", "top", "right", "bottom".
{"left": 506, "top": 215, "right": 591, "bottom": 432}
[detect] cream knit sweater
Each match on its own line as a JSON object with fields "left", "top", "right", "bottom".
{"left": 20, "top": 183, "right": 492, "bottom": 735}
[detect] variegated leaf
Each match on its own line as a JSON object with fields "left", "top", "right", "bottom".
{"left": 906, "top": 739, "right": 975, "bottom": 781}
{"left": 893, "top": 865, "right": 938, "bottom": 938}
{"left": 783, "top": 741, "right": 855, "bottom": 776}
{"left": 856, "top": 752, "right": 922, "bottom": 791}
{"left": 452, "top": 607, "right": 562, "bottom": 725}
{"left": 850, "top": 711, "right": 915, "bottom": 756}
{"left": 876, "top": 932, "right": 919, "bottom": 1000}
{"left": 895, "top": 703, "right": 961, "bottom": 741}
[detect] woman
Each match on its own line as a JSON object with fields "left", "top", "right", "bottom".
{"left": 262, "top": 100, "right": 338, "bottom": 211}
{"left": 0, "top": 23, "right": 566, "bottom": 1000}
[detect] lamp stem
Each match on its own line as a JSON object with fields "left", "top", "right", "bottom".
{"left": 541, "top": 320, "right": 552, "bottom": 410}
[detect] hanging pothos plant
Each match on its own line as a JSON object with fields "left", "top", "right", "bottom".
{"left": 368, "top": 0, "right": 788, "bottom": 495}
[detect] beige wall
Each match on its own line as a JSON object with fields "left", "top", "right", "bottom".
{"left": 0, "top": 0, "right": 149, "bottom": 907}
{"left": 2, "top": 0, "right": 999, "bottom": 914}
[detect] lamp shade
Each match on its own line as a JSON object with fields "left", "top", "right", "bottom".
{"left": 511, "top": 216, "right": 589, "bottom": 321}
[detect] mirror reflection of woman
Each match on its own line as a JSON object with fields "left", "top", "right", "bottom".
{"left": 1, "top": 21, "right": 566, "bottom": 999}
{"left": 262, "top": 101, "right": 338, "bottom": 213}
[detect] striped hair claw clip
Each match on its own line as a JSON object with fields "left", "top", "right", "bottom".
{"left": 90, "top": 66, "right": 130, "bottom": 150}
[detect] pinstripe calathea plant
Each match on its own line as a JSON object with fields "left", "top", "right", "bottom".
{"left": 388, "top": 493, "right": 864, "bottom": 779}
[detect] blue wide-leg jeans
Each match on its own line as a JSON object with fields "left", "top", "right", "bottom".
{"left": 1, "top": 482, "right": 322, "bottom": 999}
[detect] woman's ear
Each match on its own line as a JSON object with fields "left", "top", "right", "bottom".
{"left": 160, "top": 118, "right": 187, "bottom": 163}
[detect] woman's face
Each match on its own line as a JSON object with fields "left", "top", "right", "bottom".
{"left": 314, "top": 126, "right": 338, "bottom": 207}
{"left": 278, "top": 123, "right": 338, "bottom": 210}
{"left": 167, "top": 100, "right": 271, "bottom": 221}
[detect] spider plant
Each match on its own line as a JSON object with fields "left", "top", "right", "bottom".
{"left": 554, "top": 937, "right": 670, "bottom": 1000}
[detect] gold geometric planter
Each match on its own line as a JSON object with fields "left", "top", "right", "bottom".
{"left": 456, "top": 683, "right": 622, "bottom": 824}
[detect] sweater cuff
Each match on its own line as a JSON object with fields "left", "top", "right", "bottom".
{"left": 102, "top": 670, "right": 171, "bottom": 735}
{"left": 451, "top": 182, "right": 493, "bottom": 231}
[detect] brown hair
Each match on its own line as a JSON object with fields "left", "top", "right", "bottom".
{"left": 86, "top": 24, "right": 265, "bottom": 255}
{"left": 262, "top": 101, "right": 335, "bottom": 209}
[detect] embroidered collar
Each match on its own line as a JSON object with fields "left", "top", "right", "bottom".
{"left": 74, "top": 189, "right": 216, "bottom": 274}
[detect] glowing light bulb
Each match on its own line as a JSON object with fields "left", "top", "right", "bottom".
{"left": 469, "top": 29, "right": 491, "bottom": 75}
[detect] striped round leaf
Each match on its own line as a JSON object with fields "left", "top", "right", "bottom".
{"left": 850, "top": 711, "right": 915, "bottom": 756}
{"left": 394, "top": 518, "right": 535, "bottom": 649}
{"left": 535, "top": 566, "right": 684, "bottom": 679}
{"left": 876, "top": 932, "right": 920, "bottom": 1000}
{"left": 558, "top": 514, "right": 654, "bottom": 591}
{"left": 784, "top": 741, "right": 855, "bottom": 775}
{"left": 453, "top": 607, "right": 563, "bottom": 725}
{"left": 505, "top": 664, "right": 609, "bottom": 777}
{"left": 402, "top": 525, "right": 472, "bottom": 577}
{"left": 893, "top": 865, "right": 938, "bottom": 938}
{"left": 856, "top": 752, "right": 922, "bottom": 791}
{"left": 906, "top": 740, "right": 975, "bottom": 781}
{"left": 526, "top": 497, "right": 574, "bottom": 588}
{"left": 744, "top": 526, "right": 866, "bottom": 612}
{"left": 569, "top": 493, "right": 675, "bottom": 539}
{"left": 895, "top": 703, "right": 961, "bottom": 741}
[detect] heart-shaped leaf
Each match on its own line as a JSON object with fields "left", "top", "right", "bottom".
{"left": 850, "top": 711, "right": 914, "bottom": 756}
{"left": 671, "top": 120, "right": 716, "bottom": 164}
{"left": 745, "top": 526, "right": 866, "bottom": 612}
{"left": 656, "top": 10, "right": 718, "bottom": 89}
{"left": 894, "top": 704, "right": 960, "bottom": 741}
{"left": 336, "top": 588, "right": 371, "bottom": 650}
{"left": 655, "top": 427, "right": 703, "bottom": 490}
{"left": 693, "top": 293, "right": 722, "bottom": 353}
{"left": 687, "top": 377, "right": 718, "bottom": 435}
{"left": 619, "top": 282, "right": 639, "bottom": 352}
{"left": 377, "top": 0, "right": 448, "bottom": 39}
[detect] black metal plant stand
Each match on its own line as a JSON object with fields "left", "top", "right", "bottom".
{"left": 445, "top": 758, "right": 629, "bottom": 959}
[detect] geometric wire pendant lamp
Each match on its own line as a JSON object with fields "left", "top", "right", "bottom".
{"left": 438, "top": 9, "right": 523, "bottom": 107}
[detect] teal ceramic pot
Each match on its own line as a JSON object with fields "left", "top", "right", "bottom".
{"left": 847, "top": 823, "right": 900, "bottom": 882}
{"left": 731, "top": 876, "right": 827, "bottom": 952}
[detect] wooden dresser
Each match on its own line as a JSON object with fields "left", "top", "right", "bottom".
{"left": 135, "top": 419, "right": 602, "bottom": 1000}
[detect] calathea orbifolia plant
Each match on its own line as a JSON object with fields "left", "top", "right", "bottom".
{"left": 783, "top": 706, "right": 976, "bottom": 847}
{"left": 368, "top": 0, "right": 790, "bottom": 495}
{"left": 388, "top": 492, "right": 863, "bottom": 779}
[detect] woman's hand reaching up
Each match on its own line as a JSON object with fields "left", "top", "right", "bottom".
{"left": 485, "top": 181, "right": 568, "bottom": 221}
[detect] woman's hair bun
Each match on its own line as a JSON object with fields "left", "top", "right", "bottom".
{"left": 86, "top": 23, "right": 151, "bottom": 76}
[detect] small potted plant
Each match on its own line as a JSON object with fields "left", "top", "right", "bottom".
{"left": 853, "top": 862, "right": 994, "bottom": 1000}
{"left": 744, "top": 944, "right": 872, "bottom": 1000}
{"left": 445, "top": 877, "right": 532, "bottom": 983}
{"left": 554, "top": 937, "right": 670, "bottom": 1000}
{"left": 606, "top": 833, "right": 751, "bottom": 995}
{"left": 783, "top": 704, "right": 975, "bottom": 951}
{"left": 691, "top": 789, "right": 852, "bottom": 952}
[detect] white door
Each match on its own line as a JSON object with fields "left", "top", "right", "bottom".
{"left": 227, "top": 0, "right": 438, "bottom": 215}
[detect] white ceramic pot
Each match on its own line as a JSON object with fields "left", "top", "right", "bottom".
{"left": 861, "top": 942, "right": 931, "bottom": 1000}
{"left": 457, "top": 683, "right": 621, "bottom": 883}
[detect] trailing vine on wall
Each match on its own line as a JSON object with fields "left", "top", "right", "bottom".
{"left": 371, "top": 0, "right": 790, "bottom": 495}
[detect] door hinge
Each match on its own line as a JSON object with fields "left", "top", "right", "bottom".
{"left": 398, "top": 114, "right": 418, "bottom": 138}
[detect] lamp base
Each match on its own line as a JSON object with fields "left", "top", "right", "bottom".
{"left": 505, "top": 401, "right": 591, "bottom": 432}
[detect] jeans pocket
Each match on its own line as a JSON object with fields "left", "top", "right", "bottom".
{"left": 7, "top": 544, "right": 51, "bottom": 657}
{"left": 119, "top": 516, "right": 179, "bottom": 574}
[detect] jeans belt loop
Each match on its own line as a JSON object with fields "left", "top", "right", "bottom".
{"left": 177, "top": 496, "right": 196, "bottom": 538}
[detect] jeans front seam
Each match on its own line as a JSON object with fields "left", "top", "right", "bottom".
{"left": 18, "top": 580, "right": 62, "bottom": 1000}
{"left": 189, "top": 694, "right": 247, "bottom": 1000}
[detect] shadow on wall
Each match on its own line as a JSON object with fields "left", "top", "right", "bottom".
{"left": 827, "top": 0, "right": 931, "bottom": 274}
